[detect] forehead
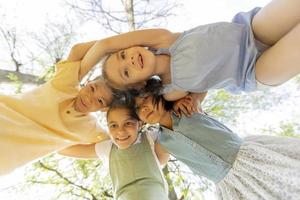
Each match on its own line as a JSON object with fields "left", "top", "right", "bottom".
{"left": 135, "top": 95, "right": 153, "bottom": 105}
{"left": 105, "top": 53, "right": 124, "bottom": 86}
{"left": 90, "top": 80, "right": 110, "bottom": 91}
{"left": 107, "top": 107, "right": 132, "bottom": 122}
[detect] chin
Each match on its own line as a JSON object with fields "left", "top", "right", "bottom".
{"left": 118, "top": 144, "right": 131, "bottom": 149}
{"left": 147, "top": 117, "right": 159, "bottom": 124}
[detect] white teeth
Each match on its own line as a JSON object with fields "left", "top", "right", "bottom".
{"left": 117, "top": 136, "right": 130, "bottom": 141}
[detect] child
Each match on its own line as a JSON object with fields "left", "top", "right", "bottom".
{"left": 83, "top": 0, "right": 300, "bottom": 101}
{"left": 0, "top": 40, "right": 114, "bottom": 175}
{"left": 59, "top": 99, "right": 170, "bottom": 200}
{"left": 134, "top": 93, "right": 300, "bottom": 200}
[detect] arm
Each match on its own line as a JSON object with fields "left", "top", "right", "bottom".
{"left": 154, "top": 142, "right": 170, "bottom": 166}
{"left": 58, "top": 143, "right": 98, "bottom": 159}
{"left": 66, "top": 40, "right": 98, "bottom": 80}
{"left": 67, "top": 29, "right": 175, "bottom": 81}
{"left": 189, "top": 91, "right": 207, "bottom": 113}
{"left": 163, "top": 90, "right": 189, "bottom": 101}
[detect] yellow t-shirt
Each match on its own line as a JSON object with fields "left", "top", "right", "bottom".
{"left": 0, "top": 60, "right": 108, "bottom": 175}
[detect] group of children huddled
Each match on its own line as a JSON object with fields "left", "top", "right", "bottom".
{"left": 1, "top": 0, "right": 300, "bottom": 199}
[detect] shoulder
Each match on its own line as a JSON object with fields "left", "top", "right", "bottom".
{"left": 54, "top": 60, "right": 81, "bottom": 74}
{"left": 50, "top": 60, "right": 81, "bottom": 92}
{"left": 95, "top": 140, "right": 113, "bottom": 159}
{"left": 178, "top": 113, "right": 233, "bottom": 133}
{"left": 143, "top": 125, "right": 160, "bottom": 142}
{"left": 176, "top": 113, "right": 210, "bottom": 131}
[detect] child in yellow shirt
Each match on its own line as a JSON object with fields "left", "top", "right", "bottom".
{"left": 0, "top": 41, "right": 113, "bottom": 175}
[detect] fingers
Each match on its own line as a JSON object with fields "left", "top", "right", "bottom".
{"left": 176, "top": 99, "right": 194, "bottom": 117}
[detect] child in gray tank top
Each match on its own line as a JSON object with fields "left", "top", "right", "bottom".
{"left": 59, "top": 99, "right": 169, "bottom": 200}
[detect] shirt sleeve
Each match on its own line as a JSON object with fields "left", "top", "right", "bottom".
{"left": 95, "top": 140, "right": 112, "bottom": 167}
{"left": 146, "top": 126, "right": 160, "bottom": 142}
{"left": 50, "top": 60, "right": 81, "bottom": 94}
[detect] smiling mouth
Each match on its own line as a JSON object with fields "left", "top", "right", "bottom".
{"left": 138, "top": 54, "right": 143, "bottom": 69}
{"left": 79, "top": 96, "right": 87, "bottom": 108}
{"left": 116, "top": 135, "right": 131, "bottom": 141}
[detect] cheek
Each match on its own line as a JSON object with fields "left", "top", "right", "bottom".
{"left": 108, "top": 129, "right": 116, "bottom": 137}
{"left": 138, "top": 112, "right": 146, "bottom": 122}
{"left": 128, "top": 127, "right": 138, "bottom": 136}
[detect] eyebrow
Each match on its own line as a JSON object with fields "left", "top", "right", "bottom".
{"left": 108, "top": 121, "right": 116, "bottom": 125}
{"left": 108, "top": 116, "right": 133, "bottom": 125}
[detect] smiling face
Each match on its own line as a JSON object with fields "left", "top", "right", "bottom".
{"left": 74, "top": 79, "right": 113, "bottom": 113}
{"left": 104, "top": 46, "right": 157, "bottom": 89}
{"left": 107, "top": 107, "right": 140, "bottom": 149}
{"left": 135, "top": 95, "right": 166, "bottom": 124}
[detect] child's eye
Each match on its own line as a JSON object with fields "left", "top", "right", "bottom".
{"left": 124, "top": 69, "right": 129, "bottom": 78}
{"left": 126, "top": 121, "right": 134, "bottom": 126}
{"left": 98, "top": 98, "right": 104, "bottom": 105}
{"left": 109, "top": 124, "right": 117, "bottom": 129}
{"left": 120, "top": 51, "right": 125, "bottom": 59}
{"left": 91, "top": 86, "right": 95, "bottom": 92}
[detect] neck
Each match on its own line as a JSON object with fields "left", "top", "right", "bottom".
{"left": 154, "top": 55, "right": 171, "bottom": 84}
{"left": 159, "top": 110, "right": 173, "bottom": 130}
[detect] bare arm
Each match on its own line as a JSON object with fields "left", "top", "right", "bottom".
{"left": 190, "top": 92, "right": 207, "bottom": 113}
{"left": 66, "top": 40, "right": 98, "bottom": 80}
{"left": 58, "top": 143, "right": 98, "bottom": 159}
{"left": 154, "top": 142, "right": 170, "bottom": 166}
{"left": 67, "top": 29, "right": 175, "bottom": 82}
{"left": 191, "top": 91, "right": 207, "bottom": 104}
{"left": 163, "top": 90, "right": 189, "bottom": 101}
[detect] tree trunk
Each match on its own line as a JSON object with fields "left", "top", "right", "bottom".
{"left": 122, "top": 0, "right": 135, "bottom": 30}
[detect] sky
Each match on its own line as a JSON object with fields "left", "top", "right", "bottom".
{"left": 3, "top": 0, "right": 296, "bottom": 199}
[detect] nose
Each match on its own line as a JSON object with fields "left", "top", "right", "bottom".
{"left": 117, "top": 126, "right": 126, "bottom": 135}
{"left": 126, "top": 56, "right": 135, "bottom": 67}
{"left": 83, "top": 94, "right": 91, "bottom": 105}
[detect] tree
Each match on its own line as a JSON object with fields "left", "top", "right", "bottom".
{"left": 0, "top": 16, "right": 38, "bottom": 86}
{"left": 0, "top": 15, "right": 78, "bottom": 86}
{"left": 65, "top": 0, "right": 181, "bottom": 33}
{"left": 1, "top": 1, "right": 300, "bottom": 200}
{"left": 23, "top": 155, "right": 113, "bottom": 200}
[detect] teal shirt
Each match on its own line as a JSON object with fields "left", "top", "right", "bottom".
{"left": 159, "top": 113, "right": 242, "bottom": 183}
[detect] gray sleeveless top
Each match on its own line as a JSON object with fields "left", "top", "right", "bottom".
{"left": 152, "top": 7, "right": 269, "bottom": 94}
{"left": 109, "top": 133, "right": 168, "bottom": 200}
{"left": 158, "top": 113, "right": 242, "bottom": 183}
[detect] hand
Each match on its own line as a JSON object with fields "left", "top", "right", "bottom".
{"left": 173, "top": 94, "right": 203, "bottom": 117}
{"left": 173, "top": 95, "right": 194, "bottom": 117}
